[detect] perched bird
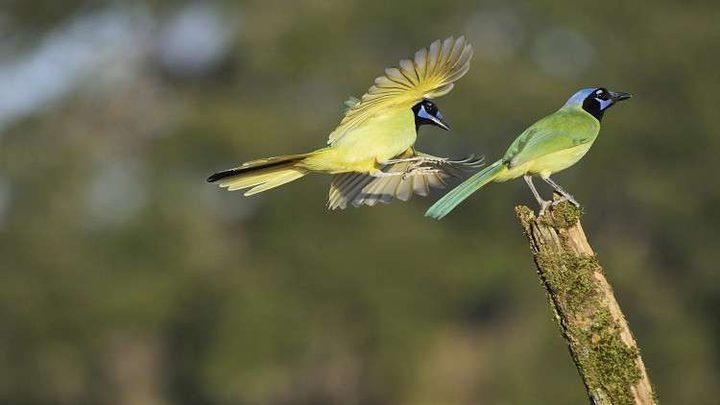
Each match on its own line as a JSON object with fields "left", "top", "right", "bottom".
{"left": 207, "top": 36, "right": 483, "bottom": 209}
{"left": 425, "top": 87, "right": 632, "bottom": 219}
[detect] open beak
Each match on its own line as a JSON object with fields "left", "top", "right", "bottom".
{"left": 609, "top": 91, "right": 632, "bottom": 102}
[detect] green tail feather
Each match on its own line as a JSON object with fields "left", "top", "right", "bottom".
{"left": 425, "top": 159, "right": 504, "bottom": 219}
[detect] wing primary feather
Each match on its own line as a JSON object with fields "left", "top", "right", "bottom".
{"left": 378, "top": 176, "right": 400, "bottom": 205}
{"left": 328, "top": 175, "right": 347, "bottom": 209}
{"left": 427, "top": 39, "right": 442, "bottom": 74}
{"left": 329, "top": 173, "right": 359, "bottom": 209}
{"left": 399, "top": 59, "right": 419, "bottom": 84}
{"left": 396, "top": 177, "right": 413, "bottom": 201}
{"left": 414, "top": 47, "right": 428, "bottom": 79}
{"left": 372, "top": 175, "right": 400, "bottom": 205}
{"left": 384, "top": 67, "right": 410, "bottom": 86}
{"left": 435, "top": 173, "right": 448, "bottom": 187}
{"left": 356, "top": 175, "right": 391, "bottom": 206}
{"left": 336, "top": 173, "right": 371, "bottom": 209}
{"left": 439, "top": 37, "right": 454, "bottom": 66}
{"left": 357, "top": 176, "right": 386, "bottom": 206}
{"left": 345, "top": 174, "right": 373, "bottom": 205}
{"left": 448, "top": 36, "right": 465, "bottom": 63}
{"left": 413, "top": 174, "right": 430, "bottom": 197}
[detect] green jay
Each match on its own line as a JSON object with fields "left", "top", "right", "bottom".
{"left": 207, "top": 37, "right": 483, "bottom": 210}
{"left": 425, "top": 87, "right": 632, "bottom": 219}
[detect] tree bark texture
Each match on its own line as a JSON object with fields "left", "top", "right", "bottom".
{"left": 515, "top": 201, "right": 656, "bottom": 405}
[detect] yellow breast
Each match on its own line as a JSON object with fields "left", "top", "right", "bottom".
{"left": 495, "top": 142, "right": 595, "bottom": 182}
{"left": 528, "top": 142, "right": 594, "bottom": 176}
{"left": 305, "top": 109, "right": 417, "bottom": 173}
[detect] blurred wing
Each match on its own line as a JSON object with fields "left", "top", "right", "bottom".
{"left": 327, "top": 151, "right": 484, "bottom": 210}
{"left": 328, "top": 36, "right": 473, "bottom": 145}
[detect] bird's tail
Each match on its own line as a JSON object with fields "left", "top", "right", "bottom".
{"left": 207, "top": 153, "right": 312, "bottom": 196}
{"left": 425, "top": 159, "right": 505, "bottom": 219}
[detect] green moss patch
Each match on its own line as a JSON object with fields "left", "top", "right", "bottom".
{"left": 549, "top": 200, "right": 583, "bottom": 228}
{"left": 535, "top": 252, "right": 642, "bottom": 405}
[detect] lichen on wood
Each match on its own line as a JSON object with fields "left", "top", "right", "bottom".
{"left": 515, "top": 200, "right": 656, "bottom": 405}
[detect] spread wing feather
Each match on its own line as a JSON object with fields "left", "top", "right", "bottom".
{"left": 328, "top": 36, "right": 473, "bottom": 145}
{"left": 327, "top": 151, "right": 484, "bottom": 210}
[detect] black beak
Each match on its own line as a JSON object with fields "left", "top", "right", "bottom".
{"left": 427, "top": 112, "right": 451, "bottom": 131}
{"left": 609, "top": 91, "right": 632, "bottom": 102}
{"left": 433, "top": 116, "right": 451, "bottom": 131}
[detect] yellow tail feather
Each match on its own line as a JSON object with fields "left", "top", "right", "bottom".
{"left": 208, "top": 154, "right": 310, "bottom": 195}
{"left": 244, "top": 168, "right": 307, "bottom": 195}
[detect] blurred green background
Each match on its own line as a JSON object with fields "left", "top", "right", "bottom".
{"left": 1, "top": 1, "right": 719, "bottom": 404}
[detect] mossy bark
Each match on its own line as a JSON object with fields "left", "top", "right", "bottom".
{"left": 515, "top": 200, "right": 656, "bottom": 405}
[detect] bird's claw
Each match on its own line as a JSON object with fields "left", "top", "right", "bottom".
{"left": 551, "top": 194, "right": 580, "bottom": 208}
{"left": 424, "top": 157, "right": 449, "bottom": 165}
{"left": 385, "top": 156, "right": 448, "bottom": 165}
{"left": 538, "top": 200, "right": 553, "bottom": 216}
{"left": 401, "top": 166, "right": 441, "bottom": 180}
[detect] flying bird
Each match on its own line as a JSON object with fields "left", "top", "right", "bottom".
{"left": 425, "top": 87, "right": 632, "bottom": 219}
{"left": 207, "top": 36, "right": 483, "bottom": 209}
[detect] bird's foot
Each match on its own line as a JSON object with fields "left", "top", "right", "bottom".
{"left": 385, "top": 156, "right": 448, "bottom": 165}
{"left": 551, "top": 194, "right": 580, "bottom": 208}
{"left": 384, "top": 157, "right": 421, "bottom": 165}
{"left": 422, "top": 157, "right": 449, "bottom": 165}
{"left": 401, "top": 166, "right": 441, "bottom": 180}
{"left": 397, "top": 160, "right": 438, "bottom": 180}
{"left": 371, "top": 171, "right": 403, "bottom": 178}
{"left": 538, "top": 200, "right": 553, "bottom": 216}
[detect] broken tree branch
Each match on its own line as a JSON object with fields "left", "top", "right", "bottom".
{"left": 515, "top": 200, "right": 656, "bottom": 405}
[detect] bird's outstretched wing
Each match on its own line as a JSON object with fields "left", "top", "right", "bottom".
{"left": 328, "top": 36, "right": 473, "bottom": 145}
{"left": 327, "top": 151, "right": 484, "bottom": 210}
